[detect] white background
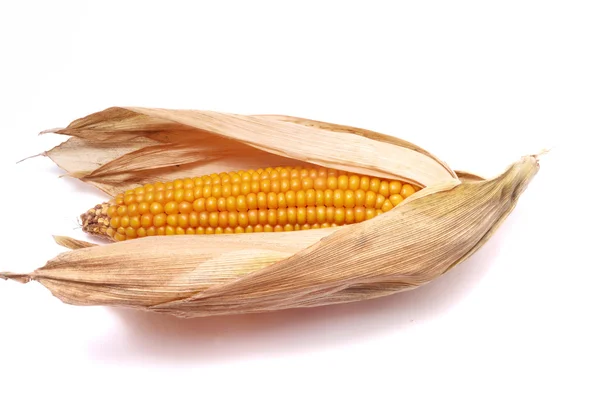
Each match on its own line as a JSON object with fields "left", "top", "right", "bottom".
{"left": 0, "top": 1, "right": 598, "bottom": 400}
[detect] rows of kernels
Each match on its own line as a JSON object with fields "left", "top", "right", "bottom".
{"left": 106, "top": 166, "right": 419, "bottom": 240}
{"left": 106, "top": 221, "right": 344, "bottom": 240}
{"left": 109, "top": 206, "right": 379, "bottom": 230}
{"left": 114, "top": 167, "right": 417, "bottom": 205}
{"left": 113, "top": 189, "right": 406, "bottom": 213}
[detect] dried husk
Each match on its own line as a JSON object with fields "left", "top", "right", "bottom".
{"left": 0, "top": 108, "right": 540, "bottom": 317}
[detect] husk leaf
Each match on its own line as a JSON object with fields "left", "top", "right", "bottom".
{"left": 43, "top": 107, "right": 457, "bottom": 196}
{"left": 1, "top": 108, "right": 540, "bottom": 317}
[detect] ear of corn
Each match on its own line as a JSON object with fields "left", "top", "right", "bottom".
{"left": 82, "top": 165, "right": 420, "bottom": 241}
{"left": 1, "top": 108, "right": 540, "bottom": 318}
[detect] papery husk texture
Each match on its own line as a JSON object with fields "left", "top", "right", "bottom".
{"left": 0, "top": 108, "right": 539, "bottom": 317}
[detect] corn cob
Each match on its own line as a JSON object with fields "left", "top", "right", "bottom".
{"left": 82, "top": 165, "right": 419, "bottom": 241}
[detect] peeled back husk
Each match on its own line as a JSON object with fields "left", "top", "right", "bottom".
{"left": 0, "top": 108, "right": 540, "bottom": 317}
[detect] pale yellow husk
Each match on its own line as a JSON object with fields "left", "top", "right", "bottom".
{"left": 0, "top": 108, "right": 540, "bottom": 317}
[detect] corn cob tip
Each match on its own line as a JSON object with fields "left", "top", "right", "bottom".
{"left": 0, "top": 272, "right": 31, "bottom": 284}
{"left": 80, "top": 203, "right": 111, "bottom": 239}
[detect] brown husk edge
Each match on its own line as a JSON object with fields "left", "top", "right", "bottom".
{"left": 42, "top": 107, "right": 457, "bottom": 197}
{"left": 1, "top": 156, "right": 538, "bottom": 317}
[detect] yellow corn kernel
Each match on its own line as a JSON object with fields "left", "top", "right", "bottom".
{"left": 110, "top": 216, "right": 120, "bottom": 229}
{"left": 107, "top": 205, "right": 118, "bottom": 218}
{"left": 166, "top": 214, "right": 178, "bottom": 227}
{"left": 138, "top": 202, "right": 150, "bottom": 214}
{"left": 150, "top": 202, "right": 163, "bottom": 215}
{"left": 153, "top": 213, "right": 167, "bottom": 227}
{"left": 173, "top": 189, "right": 185, "bottom": 203}
{"left": 165, "top": 201, "right": 178, "bottom": 215}
{"left": 125, "top": 227, "right": 137, "bottom": 238}
{"left": 179, "top": 201, "right": 193, "bottom": 214}
{"left": 355, "top": 207, "right": 366, "bottom": 222}
{"left": 400, "top": 184, "right": 416, "bottom": 198}
{"left": 130, "top": 216, "right": 141, "bottom": 229}
{"left": 381, "top": 200, "right": 394, "bottom": 212}
{"left": 390, "top": 194, "right": 404, "bottom": 206}
{"left": 371, "top": 178, "right": 384, "bottom": 194}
